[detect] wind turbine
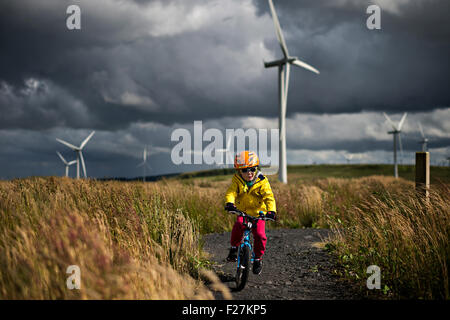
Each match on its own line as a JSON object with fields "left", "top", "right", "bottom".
{"left": 56, "top": 151, "right": 77, "bottom": 177}
{"left": 215, "top": 135, "right": 233, "bottom": 169}
{"left": 137, "top": 146, "right": 151, "bottom": 182}
{"left": 264, "top": 0, "right": 319, "bottom": 184}
{"left": 56, "top": 131, "right": 95, "bottom": 179}
{"left": 383, "top": 112, "right": 407, "bottom": 178}
{"left": 418, "top": 122, "right": 429, "bottom": 152}
{"left": 343, "top": 153, "right": 354, "bottom": 164}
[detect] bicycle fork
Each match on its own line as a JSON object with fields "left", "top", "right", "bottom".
{"left": 237, "top": 231, "right": 254, "bottom": 270}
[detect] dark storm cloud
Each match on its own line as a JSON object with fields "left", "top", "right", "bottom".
{"left": 0, "top": 0, "right": 449, "bottom": 179}
{"left": 253, "top": 0, "right": 450, "bottom": 114}
{"left": 0, "top": 0, "right": 275, "bottom": 130}
{"left": 0, "top": 0, "right": 449, "bottom": 132}
{"left": 0, "top": 79, "right": 93, "bottom": 129}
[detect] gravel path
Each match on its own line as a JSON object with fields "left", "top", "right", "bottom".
{"left": 201, "top": 228, "right": 363, "bottom": 300}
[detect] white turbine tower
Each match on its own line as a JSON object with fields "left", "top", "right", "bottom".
{"left": 264, "top": 0, "right": 319, "bottom": 184}
{"left": 418, "top": 122, "right": 429, "bottom": 152}
{"left": 56, "top": 151, "right": 77, "bottom": 177}
{"left": 56, "top": 131, "right": 95, "bottom": 179}
{"left": 137, "top": 146, "right": 151, "bottom": 182}
{"left": 215, "top": 135, "right": 233, "bottom": 169}
{"left": 383, "top": 113, "right": 407, "bottom": 178}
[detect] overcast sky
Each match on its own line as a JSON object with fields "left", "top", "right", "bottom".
{"left": 0, "top": 0, "right": 449, "bottom": 179}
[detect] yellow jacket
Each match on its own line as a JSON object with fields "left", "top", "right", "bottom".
{"left": 225, "top": 172, "right": 276, "bottom": 217}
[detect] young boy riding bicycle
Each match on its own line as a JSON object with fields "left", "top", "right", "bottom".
{"left": 224, "top": 151, "right": 277, "bottom": 275}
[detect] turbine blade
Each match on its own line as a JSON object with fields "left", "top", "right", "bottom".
{"left": 268, "top": 0, "right": 289, "bottom": 58}
{"left": 56, "top": 151, "right": 68, "bottom": 165}
{"left": 398, "top": 113, "right": 407, "bottom": 131}
{"left": 137, "top": 162, "right": 145, "bottom": 167}
{"left": 383, "top": 113, "right": 397, "bottom": 131}
{"left": 418, "top": 122, "right": 425, "bottom": 139}
{"left": 80, "top": 131, "right": 95, "bottom": 149}
{"left": 56, "top": 138, "right": 78, "bottom": 150}
{"left": 291, "top": 58, "right": 320, "bottom": 74}
{"left": 79, "top": 151, "right": 87, "bottom": 178}
{"left": 143, "top": 147, "right": 147, "bottom": 162}
{"left": 68, "top": 160, "right": 77, "bottom": 166}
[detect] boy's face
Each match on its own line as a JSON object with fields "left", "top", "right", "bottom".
{"left": 239, "top": 167, "right": 257, "bottom": 182}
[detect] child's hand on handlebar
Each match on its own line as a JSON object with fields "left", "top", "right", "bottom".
{"left": 259, "top": 211, "right": 276, "bottom": 221}
{"left": 225, "top": 202, "right": 237, "bottom": 213}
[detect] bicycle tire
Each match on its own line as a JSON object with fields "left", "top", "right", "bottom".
{"left": 235, "top": 245, "right": 250, "bottom": 291}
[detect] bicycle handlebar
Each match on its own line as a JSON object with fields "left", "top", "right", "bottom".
{"left": 229, "top": 209, "right": 274, "bottom": 222}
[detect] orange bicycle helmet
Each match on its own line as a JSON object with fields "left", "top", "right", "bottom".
{"left": 234, "top": 151, "right": 260, "bottom": 169}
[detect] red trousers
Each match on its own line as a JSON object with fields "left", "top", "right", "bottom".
{"left": 230, "top": 216, "right": 267, "bottom": 259}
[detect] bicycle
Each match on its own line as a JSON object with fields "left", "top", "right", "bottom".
{"left": 229, "top": 209, "right": 274, "bottom": 291}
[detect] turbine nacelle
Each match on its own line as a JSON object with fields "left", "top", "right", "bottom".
{"left": 264, "top": 57, "right": 297, "bottom": 66}
{"left": 264, "top": 57, "right": 320, "bottom": 74}
{"left": 264, "top": 58, "right": 286, "bottom": 68}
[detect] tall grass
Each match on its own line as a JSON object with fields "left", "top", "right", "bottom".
{"left": 0, "top": 177, "right": 220, "bottom": 299}
{"left": 327, "top": 183, "right": 449, "bottom": 299}
{"left": 261, "top": 174, "right": 449, "bottom": 299}
{"left": 0, "top": 173, "right": 448, "bottom": 299}
{"left": 144, "top": 179, "right": 234, "bottom": 234}
{"left": 267, "top": 175, "right": 413, "bottom": 229}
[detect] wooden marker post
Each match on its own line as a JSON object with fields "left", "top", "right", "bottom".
{"left": 415, "top": 152, "right": 430, "bottom": 199}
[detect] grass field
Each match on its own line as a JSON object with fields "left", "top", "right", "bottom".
{"left": 0, "top": 164, "right": 448, "bottom": 299}
{"left": 177, "top": 164, "right": 450, "bottom": 184}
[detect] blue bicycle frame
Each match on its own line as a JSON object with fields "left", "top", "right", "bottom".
{"left": 237, "top": 223, "right": 255, "bottom": 267}
{"left": 235, "top": 210, "right": 266, "bottom": 272}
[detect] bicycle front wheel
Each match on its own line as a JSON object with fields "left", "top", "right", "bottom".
{"left": 235, "top": 245, "right": 250, "bottom": 291}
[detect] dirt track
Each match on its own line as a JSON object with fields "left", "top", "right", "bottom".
{"left": 202, "top": 228, "right": 363, "bottom": 300}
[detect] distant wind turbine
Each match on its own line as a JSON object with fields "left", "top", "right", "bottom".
{"left": 383, "top": 113, "right": 407, "bottom": 178}
{"left": 264, "top": 0, "right": 319, "bottom": 184}
{"left": 137, "top": 146, "right": 151, "bottom": 182}
{"left": 56, "top": 131, "right": 95, "bottom": 179}
{"left": 215, "top": 135, "right": 233, "bottom": 168}
{"left": 343, "top": 153, "right": 354, "bottom": 164}
{"left": 418, "top": 122, "right": 429, "bottom": 152}
{"left": 56, "top": 151, "right": 77, "bottom": 177}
